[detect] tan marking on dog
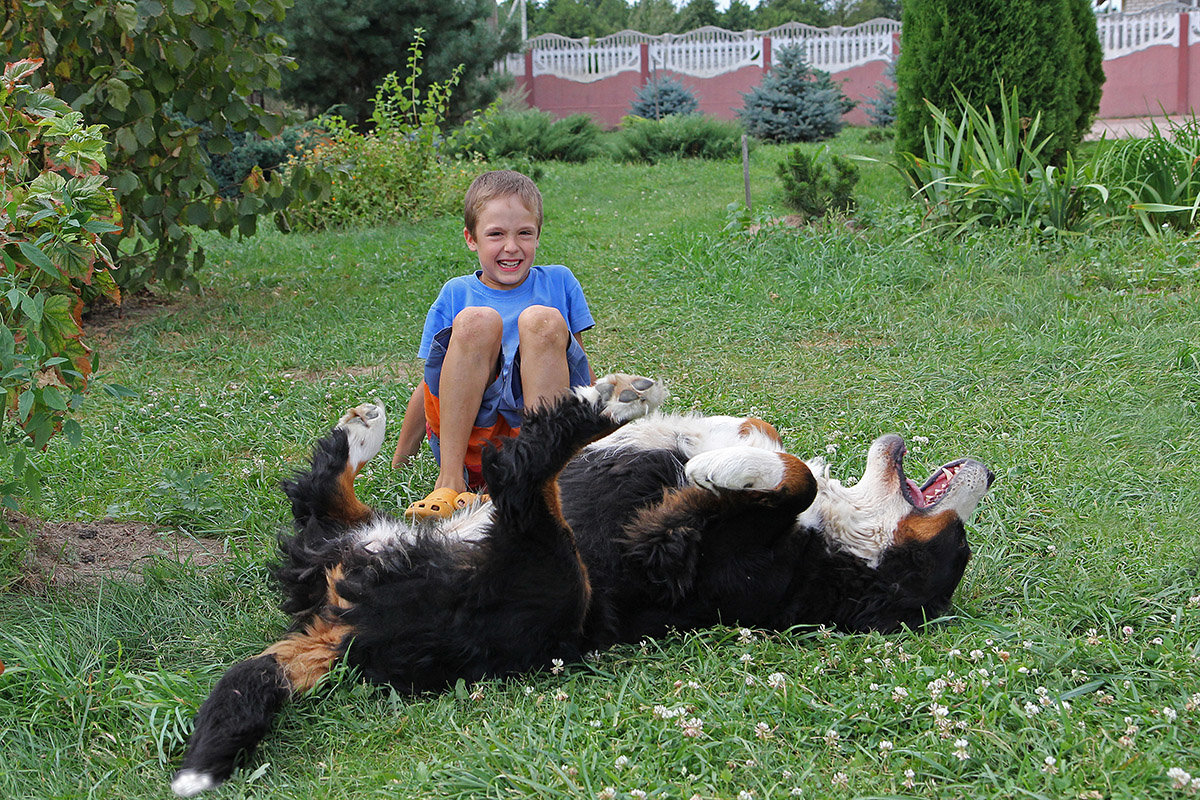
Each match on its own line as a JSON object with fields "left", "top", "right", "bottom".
{"left": 894, "top": 510, "right": 958, "bottom": 545}
{"left": 740, "top": 417, "right": 783, "bottom": 446}
{"left": 334, "top": 466, "right": 372, "bottom": 524}
{"left": 260, "top": 565, "right": 354, "bottom": 693}
{"left": 541, "top": 480, "right": 593, "bottom": 624}
{"left": 778, "top": 453, "right": 817, "bottom": 500}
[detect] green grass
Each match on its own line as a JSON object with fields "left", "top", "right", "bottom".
{"left": 3, "top": 128, "right": 1200, "bottom": 799}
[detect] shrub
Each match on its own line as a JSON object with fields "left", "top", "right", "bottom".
{"left": 865, "top": 60, "right": 896, "bottom": 128}
{"left": 2, "top": 0, "right": 312, "bottom": 294}
{"left": 630, "top": 75, "right": 699, "bottom": 120}
{"left": 612, "top": 114, "right": 744, "bottom": 163}
{"left": 777, "top": 145, "right": 858, "bottom": 218}
{"left": 894, "top": 0, "right": 1103, "bottom": 163}
{"left": 455, "top": 109, "right": 603, "bottom": 163}
{"left": 283, "top": 32, "right": 477, "bottom": 231}
{"left": 206, "top": 121, "right": 327, "bottom": 198}
{"left": 739, "top": 44, "right": 852, "bottom": 143}
{"left": 0, "top": 60, "right": 124, "bottom": 509}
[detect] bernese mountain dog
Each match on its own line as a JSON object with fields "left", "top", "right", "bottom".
{"left": 171, "top": 373, "right": 992, "bottom": 796}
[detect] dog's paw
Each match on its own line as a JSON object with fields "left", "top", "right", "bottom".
{"left": 685, "top": 447, "right": 789, "bottom": 492}
{"left": 576, "top": 373, "right": 666, "bottom": 422}
{"left": 336, "top": 402, "right": 387, "bottom": 469}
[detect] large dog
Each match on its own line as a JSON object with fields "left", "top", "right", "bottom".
{"left": 171, "top": 374, "right": 993, "bottom": 796}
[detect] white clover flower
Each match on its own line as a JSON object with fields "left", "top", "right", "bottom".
{"left": 631, "top": 790, "right": 647, "bottom": 800}
{"left": 597, "top": 788, "right": 616, "bottom": 800}
{"left": 551, "top": 658, "right": 564, "bottom": 675}
{"left": 469, "top": 686, "right": 485, "bottom": 701}
{"left": 738, "top": 628, "right": 756, "bottom": 644}
{"left": 1042, "top": 755, "right": 1058, "bottom": 775}
{"left": 1024, "top": 701, "right": 1041, "bottom": 717}
{"left": 755, "top": 722, "right": 773, "bottom": 740}
{"left": 554, "top": 689, "right": 569, "bottom": 702}
{"left": 891, "top": 686, "right": 910, "bottom": 703}
{"left": 831, "top": 772, "right": 849, "bottom": 788}
{"left": 615, "top": 755, "right": 629, "bottom": 770}
{"left": 737, "top": 791, "right": 755, "bottom": 800}
{"left": 903, "top": 769, "right": 916, "bottom": 789}
{"left": 768, "top": 672, "right": 787, "bottom": 690}
{"left": 679, "top": 717, "right": 704, "bottom": 737}
{"left": 1164, "top": 707, "right": 1178, "bottom": 722}
{"left": 969, "top": 649, "right": 984, "bottom": 661}
{"left": 953, "top": 739, "right": 969, "bottom": 760}
{"left": 1168, "top": 767, "right": 1193, "bottom": 790}
{"left": 740, "top": 652, "right": 754, "bottom": 664}
{"left": 879, "top": 740, "right": 894, "bottom": 755}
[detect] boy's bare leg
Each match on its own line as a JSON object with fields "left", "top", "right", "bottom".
{"left": 517, "top": 305, "right": 571, "bottom": 412}
{"left": 391, "top": 383, "right": 427, "bottom": 468}
{"left": 435, "top": 307, "right": 503, "bottom": 494}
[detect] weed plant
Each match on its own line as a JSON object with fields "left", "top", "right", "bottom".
{"left": 2, "top": 132, "right": 1199, "bottom": 799}
{"left": 457, "top": 108, "right": 605, "bottom": 163}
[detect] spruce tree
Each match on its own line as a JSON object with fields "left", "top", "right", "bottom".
{"left": 895, "top": 0, "right": 1103, "bottom": 162}
{"left": 739, "top": 45, "right": 852, "bottom": 143}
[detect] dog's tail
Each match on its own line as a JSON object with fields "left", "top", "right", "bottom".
{"left": 172, "top": 567, "right": 354, "bottom": 797}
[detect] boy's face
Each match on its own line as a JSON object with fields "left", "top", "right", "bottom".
{"left": 465, "top": 195, "right": 540, "bottom": 291}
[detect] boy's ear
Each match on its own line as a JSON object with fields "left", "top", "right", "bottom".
{"left": 464, "top": 226, "right": 479, "bottom": 251}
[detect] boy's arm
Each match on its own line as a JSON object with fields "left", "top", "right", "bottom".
{"left": 391, "top": 382, "right": 428, "bottom": 468}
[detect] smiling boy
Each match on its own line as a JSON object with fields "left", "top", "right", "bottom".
{"left": 392, "top": 170, "right": 595, "bottom": 518}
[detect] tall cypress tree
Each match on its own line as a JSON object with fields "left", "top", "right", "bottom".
{"left": 894, "top": 0, "right": 1103, "bottom": 162}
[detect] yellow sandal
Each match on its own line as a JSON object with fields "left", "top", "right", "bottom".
{"left": 404, "top": 487, "right": 461, "bottom": 521}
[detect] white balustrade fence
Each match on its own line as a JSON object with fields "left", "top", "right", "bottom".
{"left": 501, "top": 8, "right": 1199, "bottom": 83}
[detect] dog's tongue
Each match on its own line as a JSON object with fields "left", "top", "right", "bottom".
{"left": 907, "top": 478, "right": 926, "bottom": 507}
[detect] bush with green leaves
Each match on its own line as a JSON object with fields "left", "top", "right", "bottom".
{"left": 739, "top": 44, "right": 852, "bottom": 143}
{"left": 894, "top": 87, "right": 1111, "bottom": 235}
{"left": 1090, "top": 117, "right": 1200, "bottom": 233}
{"left": 894, "top": 0, "right": 1103, "bottom": 163}
{"left": 0, "top": 60, "right": 124, "bottom": 509}
{"left": 1, "top": 0, "right": 322, "bottom": 294}
{"left": 777, "top": 144, "right": 859, "bottom": 218}
{"left": 612, "top": 114, "right": 744, "bottom": 163}
{"left": 283, "top": 33, "right": 478, "bottom": 231}
{"left": 630, "top": 75, "right": 699, "bottom": 120}
{"left": 454, "top": 108, "right": 603, "bottom": 163}
{"left": 204, "top": 121, "right": 326, "bottom": 198}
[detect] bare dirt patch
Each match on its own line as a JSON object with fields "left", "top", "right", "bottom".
{"left": 6, "top": 512, "right": 227, "bottom": 592}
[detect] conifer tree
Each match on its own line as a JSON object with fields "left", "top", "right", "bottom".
{"left": 894, "top": 0, "right": 1103, "bottom": 161}
{"left": 739, "top": 44, "right": 852, "bottom": 143}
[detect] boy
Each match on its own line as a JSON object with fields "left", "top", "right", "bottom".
{"left": 392, "top": 170, "right": 595, "bottom": 519}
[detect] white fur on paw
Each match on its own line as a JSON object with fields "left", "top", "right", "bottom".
{"left": 336, "top": 402, "right": 386, "bottom": 468}
{"left": 171, "top": 770, "right": 215, "bottom": 797}
{"left": 584, "top": 373, "right": 666, "bottom": 422}
{"left": 685, "top": 447, "right": 786, "bottom": 492}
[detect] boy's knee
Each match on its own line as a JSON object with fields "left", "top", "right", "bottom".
{"left": 517, "top": 305, "right": 569, "bottom": 350}
{"left": 451, "top": 307, "right": 503, "bottom": 348}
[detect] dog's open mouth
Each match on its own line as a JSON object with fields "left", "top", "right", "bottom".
{"left": 903, "top": 459, "right": 971, "bottom": 508}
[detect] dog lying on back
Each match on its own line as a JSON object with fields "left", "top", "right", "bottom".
{"left": 172, "top": 374, "right": 992, "bottom": 796}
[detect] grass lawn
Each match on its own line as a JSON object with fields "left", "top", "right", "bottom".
{"left": 2, "top": 128, "right": 1199, "bottom": 799}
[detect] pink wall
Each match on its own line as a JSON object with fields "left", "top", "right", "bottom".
{"left": 517, "top": 18, "right": 1197, "bottom": 128}
{"left": 518, "top": 52, "right": 891, "bottom": 130}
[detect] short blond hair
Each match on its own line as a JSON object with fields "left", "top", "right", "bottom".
{"left": 463, "top": 170, "right": 543, "bottom": 236}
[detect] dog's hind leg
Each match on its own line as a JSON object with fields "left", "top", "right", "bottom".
{"left": 172, "top": 567, "right": 353, "bottom": 797}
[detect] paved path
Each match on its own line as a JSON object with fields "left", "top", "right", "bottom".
{"left": 1088, "top": 114, "right": 1191, "bottom": 139}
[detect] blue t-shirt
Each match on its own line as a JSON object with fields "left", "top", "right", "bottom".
{"left": 418, "top": 265, "right": 595, "bottom": 365}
